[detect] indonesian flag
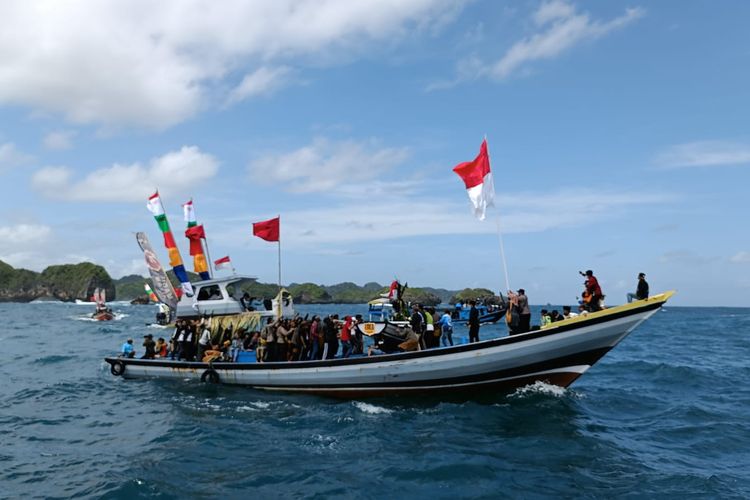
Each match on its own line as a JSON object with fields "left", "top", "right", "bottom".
{"left": 388, "top": 280, "right": 399, "bottom": 300}
{"left": 214, "top": 255, "right": 232, "bottom": 271}
{"left": 452, "top": 139, "right": 495, "bottom": 221}
{"left": 252, "top": 216, "right": 280, "bottom": 242}
{"left": 147, "top": 192, "right": 165, "bottom": 217}
{"left": 183, "top": 199, "right": 196, "bottom": 226}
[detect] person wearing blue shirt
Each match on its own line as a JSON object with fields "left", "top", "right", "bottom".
{"left": 438, "top": 309, "right": 454, "bottom": 347}
{"left": 121, "top": 338, "right": 135, "bottom": 358}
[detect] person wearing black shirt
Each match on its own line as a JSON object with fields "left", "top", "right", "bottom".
{"left": 141, "top": 334, "right": 156, "bottom": 359}
{"left": 627, "top": 273, "right": 650, "bottom": 302}
{"left": 468, "top": 300, "right": 480, "bottom": 343}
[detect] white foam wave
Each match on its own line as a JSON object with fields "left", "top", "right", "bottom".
{"left": 510, "top": 381, "right": 568, "bottom": 398}
{"left": 353, "top": 401, "right": 393, "bottom": 415}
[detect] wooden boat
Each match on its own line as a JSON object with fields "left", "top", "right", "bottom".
{"left": 105, "top": 292, "right": 674, "bottom": 397}
{"left": 91, "top": 288, "right": 114, "bottom": 321}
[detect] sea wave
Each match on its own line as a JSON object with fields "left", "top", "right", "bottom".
{"left": 353, "top": 401, "right": 394, "bottom": 415}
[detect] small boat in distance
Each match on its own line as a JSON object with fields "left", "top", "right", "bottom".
{"left": 105, "top": 291, "right": 675, "bottom": 398}
{"left": 91, "top": 288, "right": 114, "bottom": 321}
{"left": 451, "top": 302, "right": 505, "bottom": 325}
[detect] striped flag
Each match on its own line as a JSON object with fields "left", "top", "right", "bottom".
{"left": 147, "top": 191, "right": 193, "bottom": 296}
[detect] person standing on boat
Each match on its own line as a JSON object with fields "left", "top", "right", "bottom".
{"left": 340, "top": 316, "right": 353, "bottom": 358}
{"left": 627, "top": 273, "right": 649, "bottom": 303}
{"left": 581, "top": 270, "right": 603, "bottom": 312}
{"left": 410, "top": 304, "right": 425, "bottom": 349}
{"left": 322, "top": 316, "right": 339, "bottom": 359}
{"left": 468, "top": 300, "right": 480, "bottom": 343}
{"left": 438, "top": 309, "right": 454, "bottom": 346}
{"left": 308, "top": 316, "right": 321, "bottom": 360}
{"left": 197, "top": 318, "right": 212, "bottom": 362}
{"left": 276, "top": 319, "right": 291, "bottom": 362}
{"left": 423, "top": 306, "right": 436, "bottom": 348}
{"left": 516, "top": 289, "right": 531, "bottom": 333}
{"left": 353, "top": 314, "right": 364, "bottom": 354}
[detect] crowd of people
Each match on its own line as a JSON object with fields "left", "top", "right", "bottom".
{"left": 120, "top": 270, "right": 650, "bottom": 361}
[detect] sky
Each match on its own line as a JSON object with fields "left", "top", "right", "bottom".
{"left": 0, "top": 0, "right": 748, "bottom": 307}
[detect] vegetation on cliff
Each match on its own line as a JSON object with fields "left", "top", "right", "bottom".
{"left": 0, "top": 260, "right": 114, "bottom": 302}
{"left": 1, "top": 260, "right": 501, "bottom": 306}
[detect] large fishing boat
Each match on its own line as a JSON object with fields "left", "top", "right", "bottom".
{"left": 105, "top": 291, "right": 674, "bottom": 397}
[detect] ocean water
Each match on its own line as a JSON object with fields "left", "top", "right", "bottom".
{"left": 1, "top": 301, "right": 749, "bottom": 498}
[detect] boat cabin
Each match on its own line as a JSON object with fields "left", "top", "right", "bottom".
{"left": 175, "top": 275, "right": 294, "bottom": 319}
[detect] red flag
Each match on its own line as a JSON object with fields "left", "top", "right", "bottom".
{"left": 253, "top": 217, "right": 280, "bottom": 242}
{"left": 452, "top": 139, "right": 495, "bottom": 220}
{"left": 185, "top": 224, "right": 206, "bottom": 256}
{"left": 214, "top": 255, "right": 232, "bottom": 270}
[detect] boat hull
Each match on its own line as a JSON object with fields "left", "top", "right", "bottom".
{"left": 106, "top": 294, "right": 671, "bottom": 397}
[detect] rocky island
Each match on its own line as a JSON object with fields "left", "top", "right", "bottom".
{"left": 0, "top": 260, "right": 501, "bottom": 306}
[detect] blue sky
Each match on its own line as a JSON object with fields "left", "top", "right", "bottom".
{"left": 1, "top": 0, "right": 748, "bottom": 306}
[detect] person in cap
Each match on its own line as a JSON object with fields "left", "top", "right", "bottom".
{"left": 627, "top": 272, "right": 649, "bottom": 302}
{"left": 142, "top": 334, "right": 156, "bottom": 359}
{"left": 121, "top": 338, "right": 135, "bottom": 358}
{"left": 515, "top": 288, "right": 531, "bottom": 333}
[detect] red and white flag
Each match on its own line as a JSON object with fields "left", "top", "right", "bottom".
{"left": 214, "top": 255, "right": 232, "bottom": 271}
{"left": 452, "top": 139, "right": 495, "bottom": 220}
{"left": 252, "top": 216, "right": 280, "bottom": 242}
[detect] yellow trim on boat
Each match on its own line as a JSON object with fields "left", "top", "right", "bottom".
{"left": 540, "top": 290, "right": 676, "bottom": 330}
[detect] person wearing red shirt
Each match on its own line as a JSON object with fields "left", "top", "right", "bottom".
{"left": 581, "top": 270, "right": 604, "bottom": 311}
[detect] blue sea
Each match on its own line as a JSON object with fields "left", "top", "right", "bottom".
{"left": 1, "top": 301, "right": 749, "bottom": 498}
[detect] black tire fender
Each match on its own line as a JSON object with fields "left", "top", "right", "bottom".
{"left": 110, "top": 360, "right": 125, "bottom": 377}
{"left": 201, "top": 368, "right": 220, "bottom": 384}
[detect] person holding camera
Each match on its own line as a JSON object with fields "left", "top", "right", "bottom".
{"left": 580, "top": 270, "right": 604, "bottom": 312}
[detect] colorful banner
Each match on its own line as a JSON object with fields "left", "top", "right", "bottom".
{"left": 136, "top": 231, "right": 179, "bottom": 310}
{"left": 183, "top": 199, "right": 210, "bottom": 280}
{"left": 146, "top": 191, "right": 193, "bottom": 296}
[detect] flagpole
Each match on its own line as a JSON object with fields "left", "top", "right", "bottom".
{"left": 484, "top": 136, "right": 511, "bottom": 294}
{"left": 277, "top": 215, "right": 282, "bottom": 319}
{"left": 201, "top": 237, "right": 214, "bottom": 279}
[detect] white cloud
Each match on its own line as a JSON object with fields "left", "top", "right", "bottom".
{"left": 0, "top": 224, "right": 51, "bottom": 245}
{"left": 226, "top": 66, "right": 294, "bottom": 105}
{"left": 43, "top": 130, "right": 76, "bottom": 150}
{"left": 429, "top": 1, "right": 644, "bottom": 89}
{"left": 730, "top": 251, "right": 750, "bottom": 263}
{"left": 31, "top": 146, "right": 219, "bottom": 202}
{"left": 211, "top": 187, "right": 667, "bottom": 247}
{"left": 0, "top": 142, "right": 32, "bottom": 172}
{"left": 0, "top": 0, "right": 465, "bottom": 129}
{"left": 0, "top": 224, "right": 52, "bottom": 268}
{"left": 654, "top": 140, "right": 750, "bottom": 168}
{"left": 247, "top": 137, "right": 410, "bottom": 193}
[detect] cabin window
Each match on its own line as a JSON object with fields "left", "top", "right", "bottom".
{"left": 226, "top": 284, "right": 237, "bottom": 300}
{"left": 197, "top": 285, "right": 223, "bottom": 301}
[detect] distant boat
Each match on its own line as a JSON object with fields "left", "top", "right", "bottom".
{"left": 105, "top": 292, "right": 675, "bottom": 397}
{"left": 450, "top": 302, "right": 505, "bottom": 325}
{"left": 91, "top": 288, "right": 114, "bottom": 321}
